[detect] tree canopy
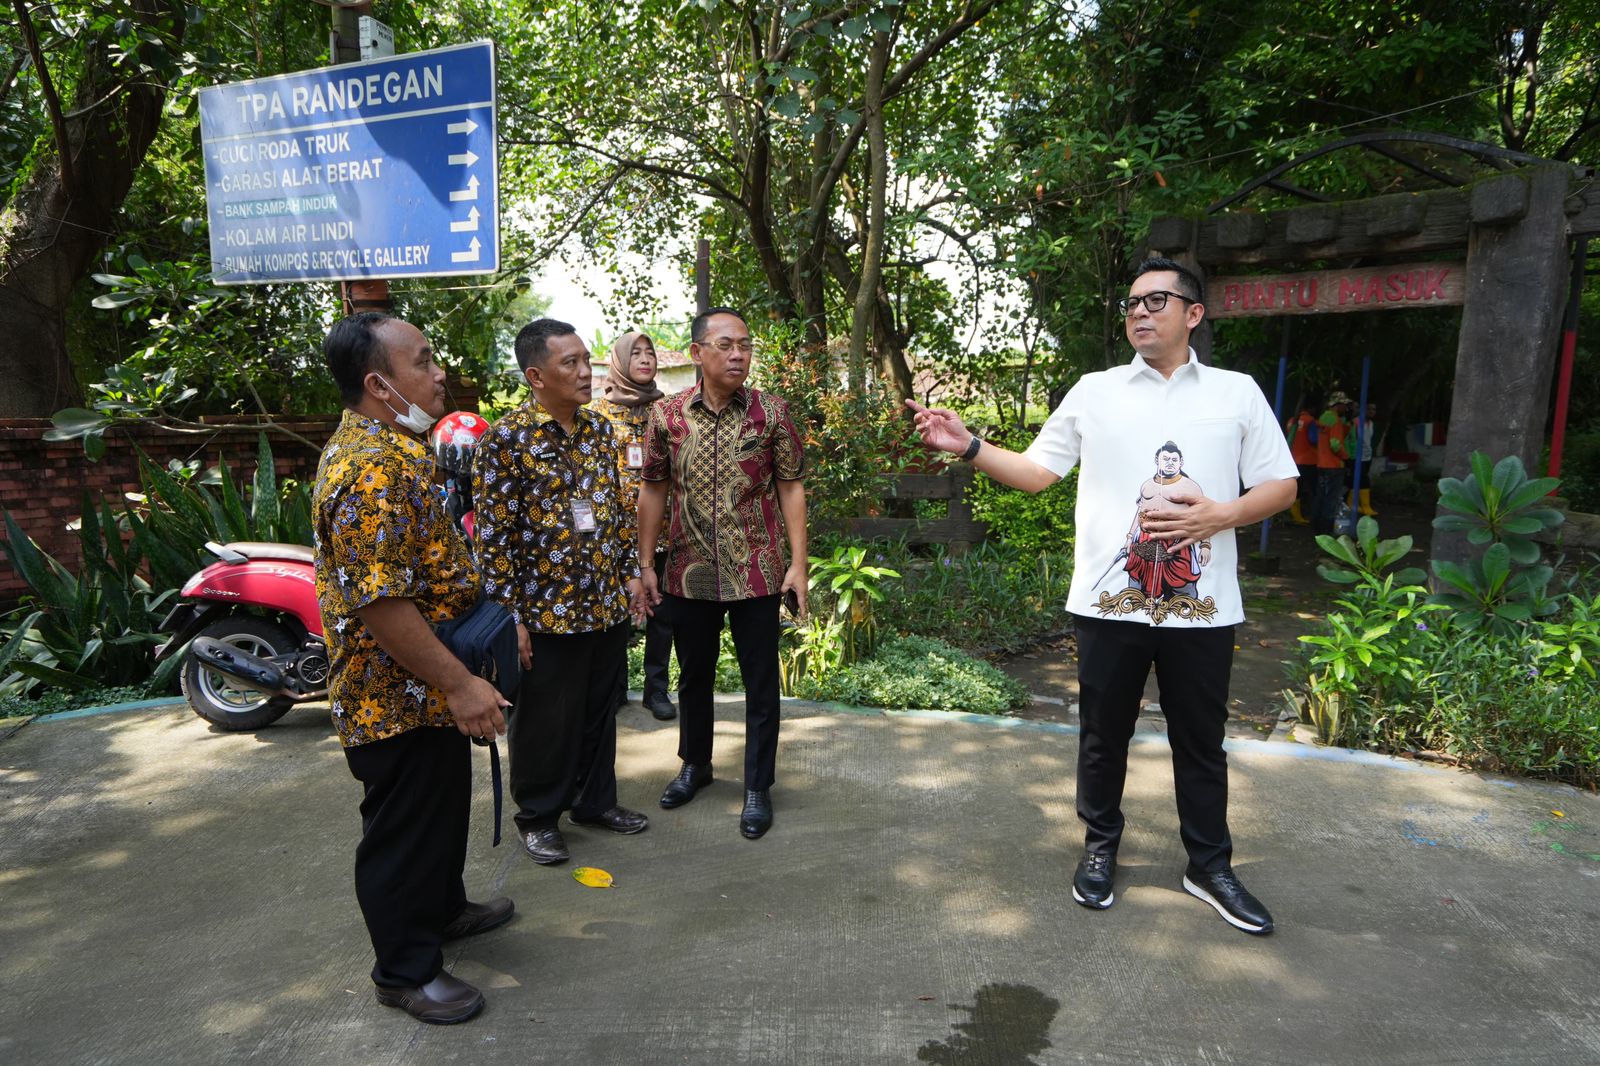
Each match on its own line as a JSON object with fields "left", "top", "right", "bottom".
{"left": 1, "top": 0, "right": 1595, "bottom": 426}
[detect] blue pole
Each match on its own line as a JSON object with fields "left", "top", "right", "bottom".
{"left": 1348, "top": 354, "right": 1372, "bottom": 535}
{"left": 1262, "top": 320, "right": 1291, "bottom": 556}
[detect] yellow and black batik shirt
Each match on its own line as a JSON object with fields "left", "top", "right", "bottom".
{"left": 595, "top": 396, "right": 671, "bottom": 551}
{"left": 312, "top": 410, "right": 480, "bottom": 748}
{"left": 472, "top": 400, "right": 638, "bottom": 634}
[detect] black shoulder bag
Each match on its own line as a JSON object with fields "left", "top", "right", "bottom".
{"left": 435, "top": 597, "right": 522, "bottom": 845}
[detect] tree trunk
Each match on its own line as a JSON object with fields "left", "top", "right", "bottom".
{"left": 847, "top": 32, "right": 892, "bottom": 393}
{"left": 0, "top": 0, "right": 179, "bottom": 417}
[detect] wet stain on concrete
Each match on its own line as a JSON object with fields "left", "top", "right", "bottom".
{"left": 917, "top": 982, "right": 1060, "bottom": 1065}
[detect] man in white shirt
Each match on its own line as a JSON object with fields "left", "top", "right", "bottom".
{"left": 908, "top": 258, "right": 1297, "bottom": 935}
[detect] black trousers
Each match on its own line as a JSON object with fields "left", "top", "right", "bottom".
{"left": 669, "top": 592, "right": 780, "bottom": 791}
{"left": 1295, "top": 464, "right": 1316, "bottom": 506}
{"left": 343, "top": 725, "right": 471, "bottom": 988}
{"left": 1312, "top": 467, "right": 1345, "bottom": 533}
{"left": 510, "top": 621, "right": 629, "bottom": 831}
{"left": 641, "top": 612, "right": 676, "bottom": 700}
{"left": 1072, "top": 614, "right": 1235, "bottom": 873}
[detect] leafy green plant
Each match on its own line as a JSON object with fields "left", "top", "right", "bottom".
{"left": 749, "top": 322, "right": 925, "bottom": 527}
{"left": 1525, "top": 593, "right": 1600, "bottom": 682}
{"left": 1289, "top": 571, "right": 1600, "bottom": 787}
{"left": 866, "top": 539, "right": 1074, "bottom": 654}
{"left": 1434, "top": 452, "right": 1566, "bottom": 562}
{"left": 1, "top": 434, "right": 311, "bottom": 700}
{"left": 1430, "top": 453, "right": 1565, "bottom": 631}
{"left": 0, "top": 682, "right": 160, "bottom": 722}
{"left": 793, "top": 635, "right": 1028, "bottom": 713}
{"left": 1, "top": 504, "right": 181, "bottom": 699}
{"left": 1425, "top": 623, "right": 1600, "bottom": 789}
{"left": 808, "top": 544, "right": 900, "bottom": 662}
{"left": 1297, "top": 574, "right": 1444, "bottom": 746}
{"left": 44, "top": 361, "right": 197, "bottom": 459}
{"left": 1431, "top": 543, "right": 1560, "bottom": 632}
{"left": 778, "top": 615, "right": 847, "bottom": 695}
{"left": 964, "top": 427, "right": 1078, "bottom": 556}
{"left": 1313, "top": 514, "right": 1427, "bottom": 587}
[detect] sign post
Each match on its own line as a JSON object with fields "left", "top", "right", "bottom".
{"left": 197, "top": 41, "right": 498, "bottom": 286}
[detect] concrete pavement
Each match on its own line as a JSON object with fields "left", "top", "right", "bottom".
{"left": 2, "top": 697, "right": 1598, "bottom": 1065}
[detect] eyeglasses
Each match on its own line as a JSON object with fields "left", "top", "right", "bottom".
{"left": 698, "top": 338, "right": 754, "bottom": 354}
{"left": 1116, "top": 290, "right": 1197, "bottom": 316}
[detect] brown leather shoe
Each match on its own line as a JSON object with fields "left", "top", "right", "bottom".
{"left": 520, "top": 827, "right": 570, "bottom": 865}
{"left": 569, "top": 805, "right": 649, "bottom": 834}
{"left": 443, "top": 897, "right": 515, "bottom": 940}
{"left": 375, "top": 971, "right": 484, "bottom": 1024}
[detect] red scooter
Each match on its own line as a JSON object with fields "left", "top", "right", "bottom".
{"left": 154, "top": 411, "right": 489, "bottom": 731}
{"left": 154, "top": 541, "right": 327, "bottom": 731}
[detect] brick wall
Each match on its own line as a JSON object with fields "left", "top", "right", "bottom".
{"left": 0, "top": 416, "right": 343, "bottom": 607}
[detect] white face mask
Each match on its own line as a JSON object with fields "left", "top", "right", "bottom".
{"left": 373, "top": 374, "right": 437, "bottom": 435}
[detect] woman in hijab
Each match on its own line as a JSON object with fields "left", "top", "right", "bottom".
{"left": 596, "top": 331, "right": 677, "bottom": 720}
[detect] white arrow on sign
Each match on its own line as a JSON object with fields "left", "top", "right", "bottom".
{"left": 451, "top": 237, "right": 482, "bottom": 264}
{"left": 446, "top": 118, "right": 479, "bottom": 135}
{"left": 450, "top": 206, "right": 481, "bottom": 233}
{"left": 448, "top": 150, "right": 479, "bottom": 167}
{"left": 449, "top": 175, "right": 480, "bottom": 202}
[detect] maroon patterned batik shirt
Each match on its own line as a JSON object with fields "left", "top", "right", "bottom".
{"left": 641, "top": 384, "right": 804, "bottom": 601}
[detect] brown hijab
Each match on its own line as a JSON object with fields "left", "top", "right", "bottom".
{"left": 604, "top": 331, "right": 665, "bottom": 408}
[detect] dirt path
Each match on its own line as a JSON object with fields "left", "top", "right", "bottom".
{"left": 996, "top": 495, "right": 1436, "bottom": 739}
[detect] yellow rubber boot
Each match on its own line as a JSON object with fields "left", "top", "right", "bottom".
{"left": 1289, "top": 500, "right": 1310, "bottom": 525}
{"left": 1359, "top": 488, "right": 1377, "bottom": 516}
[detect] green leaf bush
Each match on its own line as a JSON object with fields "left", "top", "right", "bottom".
{"left": 963, "top": 427, "right": 1078, "bottom": 556}
{"left": 793, "top": 635, "right": 1028, "bottom": 714}
{"left": 1294, "top": 511, "right": 1600, "bottom": 789}
{"left": 1, "top": 435, "right": 311, "bottom": 702}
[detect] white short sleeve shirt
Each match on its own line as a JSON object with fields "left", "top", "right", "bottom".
{"left": 1022, "top": 349, "right": 1298, "bottom": 628}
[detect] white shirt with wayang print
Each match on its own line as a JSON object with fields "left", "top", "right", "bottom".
{"left": 1022, "top": 349, "right": 1298, "bottom": 628}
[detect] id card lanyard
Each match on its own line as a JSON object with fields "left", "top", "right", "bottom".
{"left": 545, "top": 422, "right": 597, "bottom": 533}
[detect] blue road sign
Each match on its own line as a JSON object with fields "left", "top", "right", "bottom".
{"left": 198, "top": 41, "right": 498, "bottom": 284}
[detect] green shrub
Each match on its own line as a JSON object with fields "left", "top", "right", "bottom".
{"left": 865, "top": 539, "right": 1073, "bottom": 653}
{"left": 1, "top": 434, "right": 310, "bottom": 700}
{"left": 794, "top": 635, "right": 1028, "bottom": 713}
{"left": 1292, "top": 589, "right": 1600, "bottom": 789}
{"left": 964, "top": 427, "right": 1078, "bottom": 556}
{"left": 0, "top": 682, "right": 159, "bottom": 722}
{"left": 1425, "top": 612, "right": 1600, "bottom": 788}
{"left": 1555, "top": 425, "right": 1600, "bottom": 513}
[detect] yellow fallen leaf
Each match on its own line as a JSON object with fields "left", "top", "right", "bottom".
{"left": 572, "top": 866, "right": 615, "bottom": 888}
{"left": 1552, "top": 810, "right": 1565, "bottom": 818}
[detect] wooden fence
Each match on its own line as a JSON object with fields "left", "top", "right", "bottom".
{"left": 846, "top": 466, "right": 988, "bottom": 553}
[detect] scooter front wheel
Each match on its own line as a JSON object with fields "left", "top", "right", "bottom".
{"left": 182, "top": 617, "right": 296, "bottom": 731}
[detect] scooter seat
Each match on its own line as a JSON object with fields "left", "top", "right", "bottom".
{"left": 218, "top": 541, "right": 316, "bottom": 565}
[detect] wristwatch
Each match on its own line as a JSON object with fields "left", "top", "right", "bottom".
{"left": 959, "top": 435, "right": 983, "bottom": 461}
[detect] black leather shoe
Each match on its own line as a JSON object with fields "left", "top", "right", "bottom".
{"left": 1183, "top": 865, "right": 1274, "bottom": 935}
{"left": 659, "top": 762, "right": 712, "bottom": 809}
{"left": 520, "top": 827, "right": 570, "bottom": 866}
{"left": 375, "top": 971, "right": 484, "bottom": 1024}
{"left": 739, "top": 788, "right": 773, "bottom": 839}
{"left": 643, "top": 693, "right": 678, "bottom": 720}
{"left": 569, "top": 805, "right": 650, "bottom": 834}
{"left": 1072, "top": 851, "right": 1117, "bottom": 910}
{"left": 443, "top": 897, "right": 515, "bottom": 940}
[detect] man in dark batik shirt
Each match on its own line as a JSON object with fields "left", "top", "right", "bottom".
{"left": 473, "top": 318, "right": 650, "bottom": 868}
{"left": 638, "top": 307, "right": 808, "bottom": 840}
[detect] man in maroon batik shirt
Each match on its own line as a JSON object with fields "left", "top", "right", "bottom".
{"left": 637, "top": 307, "right": 808, "bottom": 841}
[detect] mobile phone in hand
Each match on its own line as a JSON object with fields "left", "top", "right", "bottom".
{"left": 782, "top": 588, "right": 799, "bottom": 617}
